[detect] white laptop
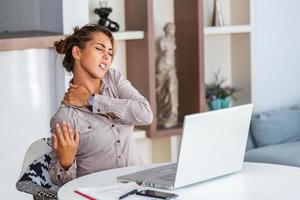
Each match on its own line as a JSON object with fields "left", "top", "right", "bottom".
{"left": 118, "top": 104, "right": 253, "bottom": 190}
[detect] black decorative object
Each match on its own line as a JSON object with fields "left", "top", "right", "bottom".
{"left": 94, "top": 2, "right": 119, "bottom": 32}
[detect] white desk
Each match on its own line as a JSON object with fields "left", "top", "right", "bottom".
{"left": 58, "top": 162, "right": 300, "bottom": 200}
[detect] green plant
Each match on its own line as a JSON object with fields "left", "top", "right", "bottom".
{"left": 205, "top": 70, "right": 241, "bottom": 101}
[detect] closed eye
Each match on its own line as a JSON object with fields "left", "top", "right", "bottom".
{"left": 96, "top": 47, "right": 104, "bottom": 51}
{"left": 96, "top": 47, "right": 113, "bottom": 57}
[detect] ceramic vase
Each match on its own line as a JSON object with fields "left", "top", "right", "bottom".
{"left": 213, "top": 0, "right": 225, "bottom": 26}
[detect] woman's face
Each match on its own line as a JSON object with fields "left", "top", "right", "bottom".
{"left": 77, "top": 32, "right": 113, "bottom": 79}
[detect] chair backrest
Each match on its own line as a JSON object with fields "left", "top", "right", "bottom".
{"left": 19, "top": 138, "right": 52, "bottom": 179}
{"left": 16, "top": 137, "right": 59, "bottom": 199}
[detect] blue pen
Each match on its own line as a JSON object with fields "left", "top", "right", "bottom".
{"left": 118, "top": 189, "right": 138, "bottom": 200}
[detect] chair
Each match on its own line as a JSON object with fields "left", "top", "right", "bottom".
{"left": 16, "top": 138, "right": 59, "bottom": 200}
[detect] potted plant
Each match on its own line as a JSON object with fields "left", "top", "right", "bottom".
{"left": 205, "top": 71, "right": 241, "bottom": 110}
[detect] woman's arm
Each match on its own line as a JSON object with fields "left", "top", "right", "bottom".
{"left": 62, "top": 69, "right": 153, "bottom": 125}
{"left": 49, "top": 151, "right": 77, "bottom": 187}
{"left": 91, "top": 69, "right": 153, "bottom": 126}
{"left": 49, "top": 113, "right": 80, "bottom": 186}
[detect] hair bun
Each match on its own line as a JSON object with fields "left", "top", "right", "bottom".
{"left": 54, "top": 39, "right": 66, "bottom": 54}
{"left": 73, "top": 26, "right": 80, "bottom": 33}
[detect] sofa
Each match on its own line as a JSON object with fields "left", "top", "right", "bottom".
{"left": 244, "top": 105, "right": 300, "bottom": 167}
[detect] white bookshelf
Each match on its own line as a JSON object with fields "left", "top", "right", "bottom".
{"left": 204, "top": 25, "right": 251, "bottom": 35}
{"left": 203, "top": 0, "right": 252, "bottom": 107}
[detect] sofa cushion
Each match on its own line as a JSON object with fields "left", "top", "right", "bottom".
{"left": 244, "top": 141, "right": 300, "bottom": 167}
{"left": 246, "top": 129, "right": 255, "bottom": 150}
{"left": 251, "top": 106, "right": 300, "bottom": 147}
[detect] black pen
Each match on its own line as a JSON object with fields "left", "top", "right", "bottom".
{"left": 118, "top": 189, "right": 138, "bottom": 200}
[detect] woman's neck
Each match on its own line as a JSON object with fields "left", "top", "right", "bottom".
{"left": 72, "top": 65, "right": 101, "bottom": 94}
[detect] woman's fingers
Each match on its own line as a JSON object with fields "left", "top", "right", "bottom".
{"left": 64, "top": 93, "right": 70, "bottom": 101}
{"left": 69, "top": 83, "right": 79, "bottom": 88}
{"left": 55, "top": 122, "right": 78, "bottom": 146}
{"left": 55, "top": 123, "right": 65, "bottom": 144}
{"left": 61, "top": 121, "right": 70, "bottom": 143}
{"left": 67, "top": 123, "right": 74, "bottom": 142}
{"left": 52, "top": 133, "right": 58, "bottom": 150}
{"left": 63, "top": 92, "right": 74, "bottom": 105}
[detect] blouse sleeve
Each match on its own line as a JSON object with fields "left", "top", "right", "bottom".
{"left": 92, "top": 69, "right": 153, "bottom": 126}
{"left": 49, "top": 107, "right": 77, "bottom": 186}
{"left": 49, "top": 151, "right": 77, "bottom": 187}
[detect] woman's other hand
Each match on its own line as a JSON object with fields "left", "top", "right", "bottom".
{"left": 62, "top": 84, "right": 91, "bottom": 107}
{"left": 52, "top": 122, "right": 80, "bottom": 170}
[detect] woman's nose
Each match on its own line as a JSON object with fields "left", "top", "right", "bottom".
{"left": 102, "top": 51, "right": 109, "bottom": 60}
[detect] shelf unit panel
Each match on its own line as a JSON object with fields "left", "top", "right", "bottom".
{"left": 231, "top": 34, "right": 252, "bottom": 106}
{"left": 174, "top": 0, "right": 206, "bottom": 121}
{"left": 204, "top": 0, "right": 252, "bottom": 109}
{"left": 156, "top": 127, "right": 182, "bottom": 137}
{"left": 204, "top": 25, "right": 251, "bottom": 35}
{"left": 204, "top": 35, "right": 232, "bottom": 85}
{"left": 203, "top": 0, "right": 250, "bottom": 27}
{"left": 126, "top": 0, "right": 205, "bottom": 137}
{"left": 125, "top": 0, "right": 157, "bottom": 137}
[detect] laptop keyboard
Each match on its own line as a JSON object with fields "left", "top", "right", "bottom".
{"left": 158, "top": 172, "right": 176, "bottom": 181}
{"left": 117, "top": 163, "right": 177, "bottom": 187}
{"left": 159, "top": 167, "right": 177, "bottom": 174}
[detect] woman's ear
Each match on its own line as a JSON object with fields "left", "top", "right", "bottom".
{"left": 72, "top": 46, "right": 81, "bottom": 60}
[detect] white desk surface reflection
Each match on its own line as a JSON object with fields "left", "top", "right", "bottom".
{"left": 59, "top": 162, "right": 300, "bottom": 200}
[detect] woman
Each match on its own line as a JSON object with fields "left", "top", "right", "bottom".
{"left": 49, "top": 24, "right": 153, "bottom": 186}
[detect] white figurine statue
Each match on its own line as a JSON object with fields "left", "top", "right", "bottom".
{"left": 156, "top": 23, "right": 179, "bottom": 128}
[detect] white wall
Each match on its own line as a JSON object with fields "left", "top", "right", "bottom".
{"left": 252, "top": 0, "right": 300, "bottom": 112}
{"left": 62, "top": 0, "right": 89, "bottom": 34}
{"left": 0, "top": 49, "right": 57, "bottom": 199}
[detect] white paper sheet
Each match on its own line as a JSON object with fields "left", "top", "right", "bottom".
{"left": 76, "top": 182, "right": 140, "bottom": 200}
{"left": 76, "top": 182, "right": 168, "bottom": 200}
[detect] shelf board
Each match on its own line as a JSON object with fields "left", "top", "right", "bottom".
{"left": 156, "top": 126, "right": 183, "bottom": 137}
{"left": 0, "top": 31, "right": 63, "bottom": 51}
{"left": 204, "top": 25, "right": 251, "bottom": 35}
{"left": 133, "top": 128, "right": 147, "bottom": 140}
{"left": 113, "top": 31, "right": 144, "bottom": 40}
{"left": 0, "top": 30, "right": 144, "bottom": 51}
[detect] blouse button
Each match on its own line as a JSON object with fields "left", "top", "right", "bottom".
{"left": 111, "top": 124, "right": 115, "bottom": 128}
{"left": 97, "top": 109, "right": 100, "bottom": 112}
{"left": 117, "top": 140, "right": 120, "bottom": 143}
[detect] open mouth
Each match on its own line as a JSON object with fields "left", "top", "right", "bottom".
{"left": 99, "top": 63, "right": 107, "bottom": 70}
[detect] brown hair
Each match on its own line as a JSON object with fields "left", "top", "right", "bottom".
{"left": 54, "top": 24, "right": 115, "bottom": 72}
